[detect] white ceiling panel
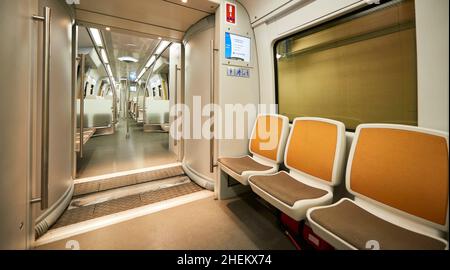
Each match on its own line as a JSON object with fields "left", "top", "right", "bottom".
{"left": 163, "top": 0, "right": 219, "bottom": 13}
{"left": 75, "top": 0, "right": 219, "bottom": 39}
{"left": 78, "top": 27, "right": 94, "bottom": 48}
{"left": 104, "top": 30, "right": 160, "bottom": 80}
{"left": 75, "top": 1, "right": 218, "bottom": 81}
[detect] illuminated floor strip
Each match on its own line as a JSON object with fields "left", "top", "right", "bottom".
{"left": 34, "top": 190, "right": 214, "bottom": 247}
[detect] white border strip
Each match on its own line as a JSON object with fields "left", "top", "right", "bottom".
{"left": 34, "top": 190, "right": 213, "bottom": 247}
{"left": 74, "top": 162, "right": 182, "bottom": 184}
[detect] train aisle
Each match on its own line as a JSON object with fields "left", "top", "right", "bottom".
{"left": 77, "top": 120, "right": 177, "bottom": 178}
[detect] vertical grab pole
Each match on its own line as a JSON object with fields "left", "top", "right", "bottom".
{"left": 137, "top": 83, "right": 142, "bottom": 122}
{"left": 79, "top": 55, "right": 86, "bottom": 158}
{"left": 71, "top": 25, "right": 79, "bottom": 179}
{"left": 209, "top": 40, "right": 215, "bottom": 173}
{"left": 143, "top": 83, "right": 146, "bottom": 125}
{"left": 112, "top": 82, "right": 118, "bottom": 129}
{"left": 174, "top": 65, "right": 182, "bottom": 162}
{"left": 126, "top": 79, "right": 130, "bottom": 138}
{"left": 174, "top": 64, "right": 179, "bottom": 147}
{"left": 33, "top": 7, "right": 51, "bottom": 210}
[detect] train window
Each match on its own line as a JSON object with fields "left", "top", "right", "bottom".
{"left": 274, "top": 0, "right": 417, "bottom": 130}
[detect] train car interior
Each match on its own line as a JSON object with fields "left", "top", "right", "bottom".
{"left": 0, "top": 0, "right": 448, "bottom": 252}
{"left": 75, "top": 26, "right": 178, "bottom": 178}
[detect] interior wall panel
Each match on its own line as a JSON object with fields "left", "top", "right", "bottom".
{"left": 239, "top": 0, "right": 293, "bottom": 24}
{"left": 415, "top": 0, "right": 449, "bottom": 132}
{"left": 217, "top": 0, "right": 261, "bottom": 158}
{"left": 0, "top": 0, "right": 37, "bottom": 250}
{"left": 32, "top": 0, "right": 74, "bottom": 221}
{"left": 248, "top": 0, "right": 449, "bottom": 132}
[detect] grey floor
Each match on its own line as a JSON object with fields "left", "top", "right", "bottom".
{"left": 67, "top": 120, "right": 294, "bottom": 250}
{"left": 76, "top": 120, "right": 177, "bottom": 178}
{"left": 37, "top": 193, "right": 295, "bottom": 250}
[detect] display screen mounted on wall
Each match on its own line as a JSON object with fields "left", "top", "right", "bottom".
{"left": 225, "top": 32, "right": 251, "bottom": 63}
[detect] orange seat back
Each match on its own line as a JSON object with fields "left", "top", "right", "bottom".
{"left": 250, "top": 115, "right": 289, "bottom": 163}
{"left": 348, "top": 125, "right": 449, "bottom": 228}
{"left": 285, "top": 118, "right": 346, "bottom": 186}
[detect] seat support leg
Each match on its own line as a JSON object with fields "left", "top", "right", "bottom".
{"left": 216, "top": 169, "right": 250, "bottom": 200}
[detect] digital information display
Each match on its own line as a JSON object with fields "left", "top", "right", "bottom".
{"left": 225, "top": 32, "right": 251, "bottom": 63}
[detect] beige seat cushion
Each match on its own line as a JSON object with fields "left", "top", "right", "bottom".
{"left": 218, "top": 156, "right": 272, "bottom": 175}
{"left": 309, "top": 200, "right": 447, "bottom": 250}
{"left": 249, "top": 172, "right": 328, "bottom": 207}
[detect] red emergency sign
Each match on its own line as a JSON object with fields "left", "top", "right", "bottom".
{"left": 226, "top": 3, "right": 236, "bottom": 24}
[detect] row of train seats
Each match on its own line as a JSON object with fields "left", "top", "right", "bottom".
{"left": 218, "top": 115, "right": 449, "bottom": 250}
{"left": 145, "top": 99, "right": 170, "bottom": 126}
{"left": 128, "top": 98, "right": 170, "bottom": 127}
{"left": 77, "top": 98, "right": 113, "bottom": 128}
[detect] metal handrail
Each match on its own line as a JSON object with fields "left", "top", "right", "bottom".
{"left": 33, "top": 7, "right": 51, "bottom": 210}
{"left": 209, "top": 40, "right": 215, "bottom": 173}
{"left": 79, "top": 55, "right": 86, "bottom": 158}
{"left": 174, "top": 64, "right": 179, "bottom": 147}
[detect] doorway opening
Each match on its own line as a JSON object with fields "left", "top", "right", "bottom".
{"left": 74, "top": 26, "right": 182, "bottom": 179}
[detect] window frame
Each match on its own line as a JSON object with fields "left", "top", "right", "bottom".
{"left": 273, "top": 0, "right": 415, "bottom": 132}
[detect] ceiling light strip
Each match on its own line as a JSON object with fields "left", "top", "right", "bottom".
{"left": 87, "top": 27, "right": 116, "bottom": 88}
{"left": 89, "top": 28, "right": 103, "bottom": 47}
{"left": 135, "top": 40, "right": 172, "bottom": 82}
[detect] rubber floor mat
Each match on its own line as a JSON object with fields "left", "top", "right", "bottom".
{"left": 51, "top": 181, "right": 203, "bottom": 229}
{"left": 74, "top": 166, "right": 185, "bottom": 196}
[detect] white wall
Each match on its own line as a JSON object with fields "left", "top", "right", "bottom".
{"left": 183, "top": 21, "right": 217, "bottom": 185}
{"left": 242, "top": 0, "right": 449, "bottom": 132}
{"left": 245, "top": 0, "right": 363, "bottom": 105}
{"left": 31, "top": 0, "right": 74, "bottom": 227}
{"left": 237, "top": 0, "right": 292, "bottom": 24}
{"left": 415, "top": 0, "right": 449, "bottom": 132}
{"left": 148, "top": 74, "right": 164, "bottom": 98}
{"left": 217, "top": 0, "right": 261, "bottom": 157}
{"left": 85, "top": 68, "right": 100, "bottom": 96}
{"left": 0, "top": 0, "right": 37, "bottom": 249}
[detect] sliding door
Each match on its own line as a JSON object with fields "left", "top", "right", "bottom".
{"left": 183, "top": 17, "right": 216, "bottom": 189}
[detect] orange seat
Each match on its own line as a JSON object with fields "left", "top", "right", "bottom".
{"left": 248, "top": 117, "right": 346, "bottom": 221}
{"left": 307, "top": 124, "right": 449, "bottom": 250}
{"left": 218, "top": 114, "right": 290, "bottom": 186}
